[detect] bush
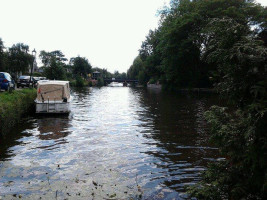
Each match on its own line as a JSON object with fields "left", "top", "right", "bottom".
{"left": 0, "top": 89, "right": 36, "bottom": 135}
{"left": 69, "top": 80, "right": 76, "bottom": 87}
{"left": 75, "top": 76, "right": 85, "bottom": 87}
{"left": 189, "top": 106, "right": 267, "bottom": 199}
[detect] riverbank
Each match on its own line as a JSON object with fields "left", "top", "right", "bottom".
{"left": 175, "top": 88, "right": 217, "bottom": 93}
{"left": 147, "top": 84, "right": 217, "bottom": 94}
{"left": 0, "top": 89, "right": 36, "bottom": 136}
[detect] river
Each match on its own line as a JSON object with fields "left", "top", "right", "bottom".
{"left": 0, "top": 87, "right": 221, "bottom": 199}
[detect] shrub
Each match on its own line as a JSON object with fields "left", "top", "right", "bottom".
{"left": 189, "top": 106, "right": 267, "bottom": 199}
{"left": 69, "top": 80, "right": 76, "bottom": 87}
{"left": 75, "top": 76, "right": 85, "bottom": 87}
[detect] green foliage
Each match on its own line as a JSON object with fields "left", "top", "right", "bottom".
{"left": 127, "top": 56, "right": 145, "bottom": 80}
{"left": 148, "top": 77, "right": 157, "bottom": 84}
{"left": 204, "top": 19, "right": 267, "bottom": 106}
{"left": 66, "top": 72, "right": 73, "bottom": 79}
{"left": 7, "top": 43, "right": 33, "bottom": 74}
{"left": 75, "top": 76, "right": 85, "bottom": 87}
{"left": 113, "top": 71, "right": 127, "bottom": 79}
{"left": 32, "top": 72, "right": 42, "bottom": 77}
{"left": 127, "top": 0, "right": 267, "bottom": 198}
{"left": 175, "top": 1, "right": 267, "bottom": 199}
{"left": 101, "top": 68, "right": 112, "bottom": 79}
{"left": 138, "top": 70, "right": 146, "bottom": 85}
{"left": 129, "top": 0, "right": 267, "bottom": 90}
{"left": 0, "top": 89, "right": 36, "bottom": 135}
{"left": 70, "top": 56, "right": 92, "bottom": 78}
{"left": 97, "top": 77, "right": 104, "bottom": 87}
{"left": 69, "top": 79, "right": 76, "bottom": 87}
{"left": 43, "top": 57, "right": 66, "bottom": 80}
{"left": 0, "top": 38, "right": 5, "bottom": 71}
{"left": 39, "top": 50, "right": 68, "bottom": 80}
{"left": 189, "top": 106, "right": 267, "bottom": 199}
{"left": 39, "top": 50, "right": 67, "bottom": 67}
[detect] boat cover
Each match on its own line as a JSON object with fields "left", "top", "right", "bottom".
{"left": 36, "top": 81, "right": 70, "bottom": 102}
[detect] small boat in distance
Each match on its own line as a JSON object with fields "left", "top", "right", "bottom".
{"left": 35, "top": 80, "right": 71, "bottom": 114}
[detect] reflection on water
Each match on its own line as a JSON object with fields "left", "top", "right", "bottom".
{"left": 36, "top": 117, "right": 71, "bottom": 149}
{"left": 0, "top": 87, "right": 221, "bottom": 199}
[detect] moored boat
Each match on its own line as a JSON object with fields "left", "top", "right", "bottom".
{"left": 35, "top": 80, "right": 71, "bottom": 113}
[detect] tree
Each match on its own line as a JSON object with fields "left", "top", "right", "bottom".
{"left": 0, "top": 38, "right": 6, "bottom": 71}
{"left": 39, "top": 50, "right": 68, "bottom": 68}
{"left": 102, "top": 68, "right": 112, "bottom": 79}
{"left": 138, "top": 70, "right": 146, "bottom": 85}
{"left": 139, "top": 30, "right": 163, "bottom": 83}
{"left": 190, "top": 36, "right": 267, "bottom": 196}
{"left": 7, "top": 43, "right": 33, "bottom": 74}
{"left": 129, "top": 0, "right": 267, "bottom": 90}
{"left": 43, "top": 57, "right": 66, "bottom": 80}
{"left": 187, "top": 2, "right": 267, "bottom": 199}
{"left": 70, "top": 56, "right": 92, "bottom": 78}
{"left": 50, "top": 50, "right": 68, "bottom": 63}
{"left": 40, "top": 50, "right": 67, "bottom": 80}
{"left": 126, "top": 0, "right": 267, "bottom": 198}
{"left": 127, "top": 56, "right": 145, "bottom": 79}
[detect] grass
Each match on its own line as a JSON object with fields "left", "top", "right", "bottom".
{"left": 0, "top": 89, "right": 36, "bottom": 135}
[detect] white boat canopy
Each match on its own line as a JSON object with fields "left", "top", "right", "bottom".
{"left": 36, "top": 80, "right": 70, "bottom": 102}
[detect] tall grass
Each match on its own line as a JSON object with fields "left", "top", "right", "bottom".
{"left": 0, "top": 89, "right": 36, "bottom": 135}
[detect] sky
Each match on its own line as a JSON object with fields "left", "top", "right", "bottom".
{"left": 1, "top": 0, "right": 267, "bottom": 73}
{"left": 0, "top": 0, "right": 167, "bottom": 73}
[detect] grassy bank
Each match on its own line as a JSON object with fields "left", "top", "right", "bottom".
{"left": 0, "top": 89, "right": 36, "bottom": 135}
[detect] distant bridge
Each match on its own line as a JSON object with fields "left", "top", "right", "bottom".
{"left": 104, "top": 78, "right": 138, "bottom": 85}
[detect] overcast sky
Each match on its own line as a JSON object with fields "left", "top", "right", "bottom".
{"left": 1, "top": 0, "right": 266, "bottom": 73}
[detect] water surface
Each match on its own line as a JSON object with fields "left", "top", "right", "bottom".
{"left": 0, "top": 87, "right": 221, "bottom": 199}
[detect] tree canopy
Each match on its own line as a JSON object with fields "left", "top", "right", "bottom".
{"left": 126, "top": 0, "right": 267, "bottom": 198}
{"left": 128, "top": 0, "right": 267, "bottom": 90}
{"left": 39, "top": 50, "right": 67, "bottom": 80}
{"left": 1, "top": 43, "right": 33, "bottom": 75}
{"left": 0, "top": 38, "right": 6, "bottom": 72}
{"left": 70, "top": 56, "right": 92, "bottom": 78}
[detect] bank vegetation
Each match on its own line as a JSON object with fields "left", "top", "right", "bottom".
{"left": 127, "top": 0, "right": 267, "bottom": 199}
{"left": 0, "top": 89, "right": 36, "bottom": 136}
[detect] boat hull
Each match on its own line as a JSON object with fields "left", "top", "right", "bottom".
{"left": 36, "top": 102, "right": 70, "bottom": 114}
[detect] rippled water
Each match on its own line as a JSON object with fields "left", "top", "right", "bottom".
{"left": 0, "top": 87, "right": 221, "bottom": 199}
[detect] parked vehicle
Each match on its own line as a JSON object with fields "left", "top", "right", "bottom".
{"left": 33, "top": 77, "right": 47, "bottom": 87}
{"left": 0, "top": 72, "right": 15, "bottom": 91}
{"left": 17, "top": 76, "right": 32, "bottom": 88}
{"left": 35, "top": 80, "right": 71, "bottom": 113}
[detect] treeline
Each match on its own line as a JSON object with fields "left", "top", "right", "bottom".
{"left": 127, "top": 0, "right": 267, "bottom": 90}
{"left": 0, "top": 38, "right": 126, "bottom": 85}
{"left": 39, "top": 50, "right": 93, "bottom": 81}
{"left": 0, "top": 41, "right": 33, "bottom": 76}
{"left": 128, "top": 0, "right": 267, "bottom": 199}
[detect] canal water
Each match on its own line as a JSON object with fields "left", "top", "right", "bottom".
{"left": 0, "top": 87, "right": 221, "bottom": 199}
